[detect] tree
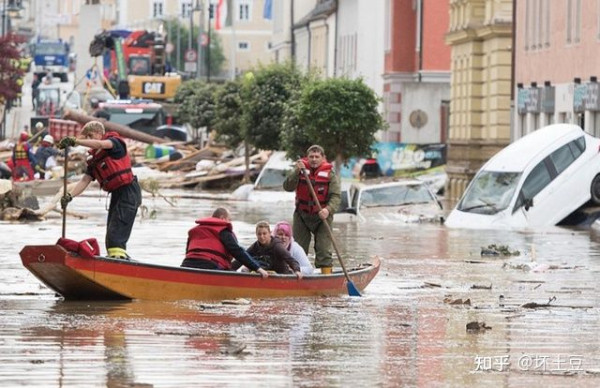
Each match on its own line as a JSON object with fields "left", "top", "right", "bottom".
{"left": 173, "top": 79, "right": 218, "bottom": 130}
{"left": 213, "top": 79, "right": 244, "bottom": 148}
{"left": 242, "top": 62, "right": 309, "bottom": 151}
{"left": 203, "top": 31, "right": 226, "bottom": 78}
{"left": 0, "top": 34, "right": 25, "bottom": 105}
{"left": 282, "top": 78, "right": 386, "bottom": 174}
{"left": 165, "top": 17, "right": 225, "bottom": 76}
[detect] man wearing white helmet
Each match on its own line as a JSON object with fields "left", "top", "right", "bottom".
{"left": 34, "top": 134, "right": 59, "bottom": 179}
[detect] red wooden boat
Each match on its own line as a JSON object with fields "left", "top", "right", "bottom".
{"left": 20, "top": 245, "right": 381, "bottom": 301}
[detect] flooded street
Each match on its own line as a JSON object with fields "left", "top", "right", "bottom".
{"left": 2, "top": 190, "right": 600, "bottom": 387}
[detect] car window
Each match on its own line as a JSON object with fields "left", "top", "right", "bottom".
{"left": 549, "top": 143, "right": 576, "bottom": 175}
{"left": 255, "top": 168, "right": 289, "bottom": 189}
{"left": 338, "top": 190, "right": 349, "bottom": 211}
{"left": 514, "top": 161, "right": 552, "bottom": 211}
{"left": 457, "top": 171, "right": 520, "bottom": 214}
{"left": 569, "top": 136, "right": 585, "bottom": 158}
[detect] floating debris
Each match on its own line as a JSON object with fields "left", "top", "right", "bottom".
{"left": 444, "top": 297, "right": 471, "bottom": 305}
{"left": 471, "top": 284, "right": 492, "bottom": 290}
{"left": 466, "top": 321, "right": 492, "bottom": 332}
{"left": 481, "top": 244, "right": 520, "bottom": 256}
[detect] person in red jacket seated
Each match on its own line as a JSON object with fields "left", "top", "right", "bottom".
{"left": 182, "top": 207, "right": 269, "bottom": 278}
{"left": 58, "top": 121, "right": 142, "bottom": 260}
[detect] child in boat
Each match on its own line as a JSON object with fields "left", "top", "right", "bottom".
{"left": 273, "top": 221, "right": 314, "bottom": 275}
{"left": 238, "top": 221, "right": 303, "bottom": 279}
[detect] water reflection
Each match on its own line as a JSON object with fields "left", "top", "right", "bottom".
{"left": 2, "top": 192, "right": 600, "bottom": 386}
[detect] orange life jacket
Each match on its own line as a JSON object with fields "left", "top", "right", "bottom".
{"left": 295, "top": 159, "right": 332, "bottom": 214}
{"left": 185, "top": 217, "right": 233, "bottom": 269}
{"left": 87, "top": 132, "right": 134, "bottom": 192}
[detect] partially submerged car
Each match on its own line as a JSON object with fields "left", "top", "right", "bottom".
{"left": 231, "top": 151, "right": 296, "bottom": 203}
{"left": 335, "top": 179, "right": 444, "bottom": 223}
{"left": 445, "top": 124, "right": 600, "bottom": 229}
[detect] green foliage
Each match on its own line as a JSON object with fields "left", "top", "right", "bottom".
{"left": 285, "top": 77, "right": 385, "bottom": 164}
{"left": 204, "top": 33, "right": 226, "bottom": 77}
{"left": 0, "top": 34, "right": 26, "bottom": 103}
{"left": 213, "top": 80, "right": 244, "bottom": 147}
{"left": 242, "top": 62, "right": 308, "bottom": 151}
{"left": 174, "top": 79, "right": 218, "bottom": 128}
{"left": 165, "top": 17, "right": 225, "bottom": 76}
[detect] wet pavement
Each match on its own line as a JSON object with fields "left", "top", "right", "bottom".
{"left": 1, "top": 191, "right": 600, "bottom": 387}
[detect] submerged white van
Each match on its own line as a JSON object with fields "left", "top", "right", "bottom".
{"left": 445, "top": 124, "right": 600, "bottom": 229}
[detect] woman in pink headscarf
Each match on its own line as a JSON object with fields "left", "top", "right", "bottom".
{"left": 273, "top": 221, "right": 314, "bottom": 275}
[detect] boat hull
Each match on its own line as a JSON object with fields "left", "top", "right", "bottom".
{"left": 20, "top": 245, "right": 380, "bottom": 301}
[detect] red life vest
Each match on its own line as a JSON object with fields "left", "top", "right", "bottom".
{"left": 12, "top": 142, "right": 34, "bottom": 181}
{"left": 87, "top": 132, "right": 134, "bottom": 192}
{"left": 296, "top": 159, "right": 332, "bottom": 214}
{"left": 185, "top": 217, "right": 234, "bottom": 269}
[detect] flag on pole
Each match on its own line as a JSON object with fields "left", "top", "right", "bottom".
{"left": 215, "top": 0, "right": 231, "bottom": 30}
{"left": 263, "top": 0, "right": 273, "bottom": 20}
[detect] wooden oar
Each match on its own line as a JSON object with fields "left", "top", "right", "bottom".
{"left": 62, "top": 146, "right": 68, "bottom": 238}
{"left": 301, "top": 168, "right": 361, "bottom": 297}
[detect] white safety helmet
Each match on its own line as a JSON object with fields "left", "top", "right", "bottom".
{"left": 42, "top": 134, "right": 54, "bottom": 144}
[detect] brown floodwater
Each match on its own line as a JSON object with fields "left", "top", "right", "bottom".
{"left": 1, "top": 190, "right": 600, "bottom": 387}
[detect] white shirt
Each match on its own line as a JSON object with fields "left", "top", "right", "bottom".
{"left": 289, "top": 241, "right": 314, "bottom": 275}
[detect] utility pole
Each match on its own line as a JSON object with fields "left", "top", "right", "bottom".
{"left": 207, "top": 2, "right": 212, "bottom": 82}
{"left": 189, "top": 3, "right": 193, "bottom": 51}
{"left": 196, "top": 0, "right": 203, "bottom": 79}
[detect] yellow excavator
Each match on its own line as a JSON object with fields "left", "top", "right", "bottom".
{"left": 89, "top": 29, "right": 181, "bottom": 100}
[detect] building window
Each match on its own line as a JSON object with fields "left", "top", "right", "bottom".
{"left": 238, "top": 41, "right": 250, "bottom": 51}
{"left": 567, "top": 0, "right": 581, "bottom": 44}
{"left": 237, "top": 0, "right": 251, "bottom": 22}
{"left": 526, "top": 0, "right": 551, "bottom": 50}
{"left": 384, "top": 0, "right": 391, "bottom": 52}
{"left": 151, "top": 0, "right": 164, "bottom": 18}
{"left": 181, "top": 1, "right": 192, "bottom": 18}
{"left": 574, "top": 0, "right": 581, "bottom": 43}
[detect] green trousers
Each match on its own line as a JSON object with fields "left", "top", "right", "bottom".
{"left": 293, "top": 210, "right": 333, "bottom": 268}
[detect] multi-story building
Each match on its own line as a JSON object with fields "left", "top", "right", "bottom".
{"left": 382, "top": 0, "right": 451, "bottom": 145}
{"left": 514, "top": 1, "right": 600, "bottom": 139}
{"left": 444, "top": 0, "right": 513, "bottom": 202}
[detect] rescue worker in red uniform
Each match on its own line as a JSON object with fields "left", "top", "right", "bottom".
{"left": 58, "top": 121, "right": 142, "bottom": 259}
{"left": 182, "top": 207, "right": 269, "bottom": 278}
{"left": 283, "top": 145, "right": 341, "bottom": 274}
{"left": 12, "top": 131, "right": 36, "bottom": 181}
{"left": 359, "top": 156, "right": 383, "bottom": 180}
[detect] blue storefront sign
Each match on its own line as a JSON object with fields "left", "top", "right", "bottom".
{"left": 340, "top": 142, "right": 447, "bottom": 179}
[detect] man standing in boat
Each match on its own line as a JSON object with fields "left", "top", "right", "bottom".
{"left": 283, "top": 145, "right": 341, "bottom": 274}
{"left": 182, "top": 207, "right": 269, "bottom": 278}
{"left": 58, "top": 121, "right": 142, "bottom": 259}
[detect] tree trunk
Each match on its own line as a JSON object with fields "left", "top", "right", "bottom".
{"left": 243, "top": 138, "right": 250, "bottom": 183}
{"left": 335, "top": 152, "right": 343, "bottom": 178}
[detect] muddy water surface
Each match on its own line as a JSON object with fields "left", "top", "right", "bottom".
{"left": 1, "top": 190, "right": 600, "bottom": 387}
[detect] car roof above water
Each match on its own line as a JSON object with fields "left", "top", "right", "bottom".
{"left": 482, "top": 124, "right": 588, "bottom": 172}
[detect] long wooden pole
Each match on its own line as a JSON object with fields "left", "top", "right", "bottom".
{"left": 62, "top": 146, "right": 68, "bottom": 238}
{"left": 301, "top": 169, "right": 361, "bottom": 297}
{"left": 62, "top": 109, "right": 168, "bottom": 145}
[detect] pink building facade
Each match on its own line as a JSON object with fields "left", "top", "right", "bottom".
{"left": 515, "top": 0, "right": 600, "bottom": 138}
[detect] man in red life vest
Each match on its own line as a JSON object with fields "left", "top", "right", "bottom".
{"left": 58, "top": 121, "right": 142, "bottom": 259}
{"left": 11, "top": 131, "right": 37, "bottom": 181}
{"left": 182, "top": 207, "right": 269, "bottom": 278}
{"left": 283, "top": 145, "right": 341, "bottom": 274}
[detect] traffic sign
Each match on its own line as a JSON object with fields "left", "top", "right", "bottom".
{"left": 201, "top": 33, "right": 209, "bottom": 47}
{"left": 184, "top": 49, "right": 197, "bottom": 62}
